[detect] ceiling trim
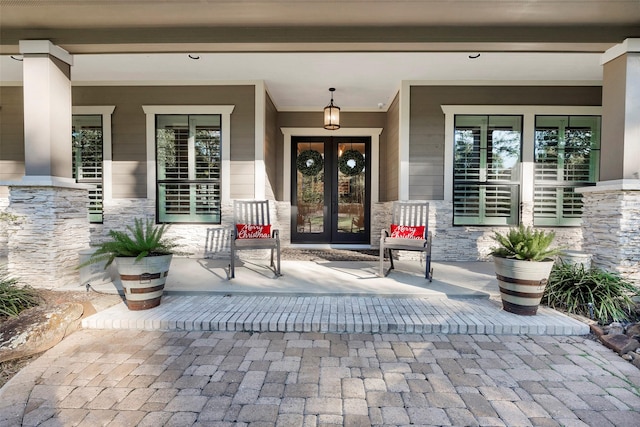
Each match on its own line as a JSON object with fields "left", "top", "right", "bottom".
{"left": 1, "top": 25, "right": 636, "bottom": 54}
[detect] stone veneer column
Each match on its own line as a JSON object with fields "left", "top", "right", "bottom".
{"left": 578, "top": 183, "right": 640, "bottom": 284}
{"left": 6, "top": 185, "right": 90, "bottom": 288}
{"left": 0, "top": 40, "right": 90, "bottom": 288}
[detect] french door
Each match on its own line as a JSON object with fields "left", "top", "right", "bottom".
{"left": 291, "top": 136, "right": 371, "bottom": 244}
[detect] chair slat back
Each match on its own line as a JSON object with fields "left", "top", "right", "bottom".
{"left": 234, "top": 200, "right": 271, "bottom": 226}
{"left": 392, "top": 201, "right": 429, "bottom": 229}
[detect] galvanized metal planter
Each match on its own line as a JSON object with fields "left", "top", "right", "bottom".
{"left": 494, "top": 257, "right": 555, "bottom": 316}
{"left": 115, "top": 254, "right": 173, "bottom": 310}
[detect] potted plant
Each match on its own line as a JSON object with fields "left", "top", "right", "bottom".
{"left": 490, "top": 225, "right": 562, "bottom": 316}
{"left": 82, "top": 218, "right": 177, "bottom": 310}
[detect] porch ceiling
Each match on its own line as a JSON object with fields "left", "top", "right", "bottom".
{"left": 1, "top": 0, "right": 638, "bottom": 110}
{"left": 2, "top": 0, "right": 639, "bottom": 29}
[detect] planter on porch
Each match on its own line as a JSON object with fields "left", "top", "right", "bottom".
{"left": 558, "top": 250, "right": 592, "bottom": 269}
{"left": 79, "top": 218, "right": 177, "bottom": 311}
{"left": 494, "top": 257, "right": 555, "bottom": 315}
{"left": 116, "top": 254, "right": 173, "bottom": 310}
{"left": 491, "top": 225, "right": 561, "bottom": 316}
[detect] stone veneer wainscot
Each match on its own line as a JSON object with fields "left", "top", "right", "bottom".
{"left": 578, "top": 180, "right": 640, "bottom": 285}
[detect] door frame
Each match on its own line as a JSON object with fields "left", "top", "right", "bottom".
{"left": 290, "top": 136, "right": 372, "bottom": 244}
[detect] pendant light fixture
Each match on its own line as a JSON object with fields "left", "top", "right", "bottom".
{"left": 324, "top": 88, "right": 340, "bottom": 130}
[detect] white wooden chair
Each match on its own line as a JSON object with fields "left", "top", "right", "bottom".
{"left": 379, "top": 201, "right": 433, "bottom": 281}
{"left": 230, "top": 200, "right": 281, "bottom": 278}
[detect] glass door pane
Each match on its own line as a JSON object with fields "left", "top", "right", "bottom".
{"left": 295, "top": 140, "right": 327, "bottom": 238}
{"left": 335, "top": 141, "right": 366, "bottom": 237}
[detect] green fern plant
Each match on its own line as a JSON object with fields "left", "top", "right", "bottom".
{"left": 491, "top": 225, "right": 561, "bottom": 262}
{"left": 83, "top": 218, "right": 177, "bottom": 268}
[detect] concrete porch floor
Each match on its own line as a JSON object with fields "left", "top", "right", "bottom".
{"left": 80, "top": 257, "right": 591, "bottom": 336}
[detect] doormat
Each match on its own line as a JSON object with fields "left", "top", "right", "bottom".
{"left": 281, "top": 248, "right": 378, "bottom": 262}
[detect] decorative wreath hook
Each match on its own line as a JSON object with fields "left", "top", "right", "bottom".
{"left": 338, "top": 149, "right": 365, "bottom": 176}
{"left": 296, "top": 149, "right": 324, "bottom": 176}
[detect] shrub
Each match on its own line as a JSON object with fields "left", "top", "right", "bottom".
{"left": 0, "top": 269, "right": 40, "bottom": 318}
{"left": 543, "top": 262, "right": 639, "bottom": 324}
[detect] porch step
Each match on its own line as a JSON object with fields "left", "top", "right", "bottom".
{"left": 82, "top": 295, "right": 590, "bottom": 336}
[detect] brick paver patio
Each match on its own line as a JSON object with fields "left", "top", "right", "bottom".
{"left": 1, "top": 329, "right": 639, "bottom": 426}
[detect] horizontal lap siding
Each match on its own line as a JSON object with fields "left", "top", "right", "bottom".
{"left": 383, "top": 93, "right": 399, "bottom": 202}
{"left": 73, "top": 85, "right": 256, "bottom": 199}
{"left": 264, "top": 94, "right": 279, "bottom": 200}
{"left": 0, "top": 87, "right": 25, "bottom": 163}
{"left": 409, "top": 86, "right": 603, "bottom": 201}
{"left": 0, "top": 87, "right": 25, "bottom": 198}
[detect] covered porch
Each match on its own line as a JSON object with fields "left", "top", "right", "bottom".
{"left": 77, "top": 254, "right": 590, "bottom": 336}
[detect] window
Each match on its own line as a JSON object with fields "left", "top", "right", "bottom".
{"left": 534, "top": 116, "right": 600, "bottom": 226}
{"left": 156, "top": 114, "right": 222, "bottom": 223}
{"left": 72, "top": 115, "right": 103, "bottom": 223}
{"left": 453, "top": 115, "right": 521, "bottom": 225}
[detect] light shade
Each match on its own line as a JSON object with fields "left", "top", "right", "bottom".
{"left": 324, "top": 88, "right": 340, "bottom": 130}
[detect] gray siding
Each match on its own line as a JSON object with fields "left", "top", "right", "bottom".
{"left": 264, "top": 93, "right": 279, "bottom": 200}
{"left": 74, "top": 85, "right": 256, "bottom": 199}
{"left": 0, "top": 86, "right": 25, "bottom": 197}
{"left": 409, "top": 85, "right": 602, "bottom": 200}
{"left": 383, "top": 93, "right": 399, "bottom": 201}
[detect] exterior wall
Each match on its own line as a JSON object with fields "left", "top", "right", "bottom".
{"left": 399, "top": 85, "right": 601, "bottom": 258}
{"left": 278, "top": 111, "right": 386, "bottom": 132}
{"left": 0, "top": 86, "right": 24, "bottom": 257}
{"left": 91, "top": 198, "right": 296, "bottom": 261}
{"left": 0, "top": 197, "right": 9, "bottom": 258}
{"left": 382, "top": 93, "right": 399, "bottom": 202}
{"left": 0, "top": 83, "right": 608, "bottom": 266}
{"left": 372, "top": 200, "right": 582, "bottom": 261}
{"left": 409, "top": 85, "right": 602, "bottom": 201}
{"left": 73, "top": 85, "right": 256, "bottom": 199}
{"left": 5, "top": 186, "right": 90, "bottom": 288}
{"left": 89, "top": 198, "right": 236, "bottom": 260}
{"left": 264, "top": 93, "right": 279, "bottom": 200}
{"left": 0, "top": 86, "right": 25, "bottom": 198}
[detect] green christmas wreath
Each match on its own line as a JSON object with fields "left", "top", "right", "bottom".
{"left": 297, "top": 149, "right": 324, "bottom": 176}
{"left": 339, "top": 149, "right": 365, "bottom": 176}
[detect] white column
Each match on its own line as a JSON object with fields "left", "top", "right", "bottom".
{"left": 600, "top": 38, "right": 640, "bottom": 181}
{"left": 19, "top": 40, "right": 75, "bottom": 183}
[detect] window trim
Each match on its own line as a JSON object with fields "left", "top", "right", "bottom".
{"left": 442, "top": 106, "right": 601, "bottom": 203}
{"left": 72, "top": 106, "right": 115, "bottom": 201}
{"left": 143, "top": 105, "right": 234, "bottom": 204}
{"left": 452, "top": 115, "right": 523, "bottom": 226}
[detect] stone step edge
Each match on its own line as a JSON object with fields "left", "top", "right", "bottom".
{"left": 82, "top": 316, "right": 589, "bottom": 336}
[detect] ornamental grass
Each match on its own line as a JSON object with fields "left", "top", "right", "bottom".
{"left": 543, "top": 262, "right": 639, "bottom": 324}
{"left": 0, "top": 269, "right": 40, "bottom": 318}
